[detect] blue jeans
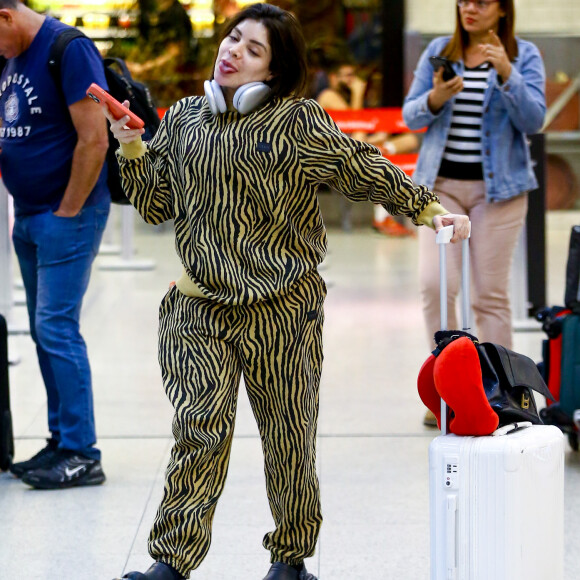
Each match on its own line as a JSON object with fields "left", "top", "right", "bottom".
{"left": 12, "top": 204, "right": 109, "bottom": 460}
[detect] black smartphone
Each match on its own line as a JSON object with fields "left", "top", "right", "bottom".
{"left": 429, "top": 56, "right": 457, "bottom": 81}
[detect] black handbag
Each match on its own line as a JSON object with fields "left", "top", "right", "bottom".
{"left": 477, "top": 342, "right": 554, "bottom": 426}
{"left": 434, "top": 330, "right": 555, "bottom": 427}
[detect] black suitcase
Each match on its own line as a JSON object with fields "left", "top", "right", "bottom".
{"left": 536, "top": 225, "right": 580, "bottom": 450}
{"left": 0, "top": 314, "right": 14, "bottom": 471}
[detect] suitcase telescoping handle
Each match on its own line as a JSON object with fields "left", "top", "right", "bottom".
{"left": 436, "top": 224, "right": 471, "bottom": 435}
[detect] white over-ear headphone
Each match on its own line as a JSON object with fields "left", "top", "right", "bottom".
{"left": 204, "top": 79, "right": 272, "bottom": 115}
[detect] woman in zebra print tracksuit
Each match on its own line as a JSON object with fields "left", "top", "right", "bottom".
{"left": 104, "top": 4, "right": 470, "bottom": 580}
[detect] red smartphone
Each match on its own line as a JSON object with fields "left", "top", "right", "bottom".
{"left": 86, "top": 83, "right": 145, "bottom": 129}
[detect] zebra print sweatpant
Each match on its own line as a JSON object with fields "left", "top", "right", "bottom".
{"left": 149, "top": 270, "right": 326, "bottom": 576}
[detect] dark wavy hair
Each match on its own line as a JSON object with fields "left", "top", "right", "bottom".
{"left": 212, "top": 3, "right": 308, "bottom": 99}
{"left": 441, "top": 0, "right": 518, "bottom": 62}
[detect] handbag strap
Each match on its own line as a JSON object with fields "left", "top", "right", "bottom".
{"left": 491, "top": 422, "right": 533, "bottom": 436}
{"left": 432, "top": 329, "right": 479, "bottom": 356}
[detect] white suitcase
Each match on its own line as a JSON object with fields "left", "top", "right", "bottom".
{"left": 430, "top": 424, "right": 564, "bottom": 580}
{"left": 429, "top": 227, "right": 565, "bottom": 580}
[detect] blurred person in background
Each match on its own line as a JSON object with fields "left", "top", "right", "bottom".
{"left": 125, "top": 0, "right": 193, "bottom": 81}
{"left": 402, "top": 0, "right": 546, "bottom": 426}
{"left": 316, "top": 57, "right": 418, "bottom": 236}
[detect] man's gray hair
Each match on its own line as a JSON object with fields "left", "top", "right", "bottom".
{"left": 0, "top": 0, "right": 20, "bottom": 9}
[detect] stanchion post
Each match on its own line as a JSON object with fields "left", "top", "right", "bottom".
{"left": 512, "top": 133, "right": 546, "bottom": 331}
{"left": 98, "top": 204, "right": 155, "bottom": 271}
{"left": 98, "top": 204, "right": 121, "bottom": 256}
{"left": 526, "top": 133, "right": 547, "bottom": 315}
{"left": 0, "top": 180, "right": 12, "bottom": 321}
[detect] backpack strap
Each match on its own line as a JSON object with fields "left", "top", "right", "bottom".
{"left": 47, "top": 27, "right": 88, "bottom": 90}
{"left": 103, "top": 57, "right": 133, "bottom": 80}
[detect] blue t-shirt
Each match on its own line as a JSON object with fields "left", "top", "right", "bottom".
{"left": 0, "top": 17, "right": 109, "bottom": 216}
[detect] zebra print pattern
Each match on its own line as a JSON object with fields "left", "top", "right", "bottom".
{"left": 119, "top": 96, "right": 438, "bottom": 305}
{"left": 117, "top": 95, "right": 441, "bottom": 574}
{"left": 149, "top": 270, "right": 326, "bottom": 574}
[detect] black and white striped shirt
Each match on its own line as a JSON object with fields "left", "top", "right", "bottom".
{"left": 439, "top": 62, "right": 491, "bottom": 181}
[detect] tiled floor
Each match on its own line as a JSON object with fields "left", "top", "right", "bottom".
{"left": 1, "top": 207, "right": 580, "bottom": 580}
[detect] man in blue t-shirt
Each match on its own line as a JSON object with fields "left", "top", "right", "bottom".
{"left": 0, "top": 0, "right": 110, "bottom": 489}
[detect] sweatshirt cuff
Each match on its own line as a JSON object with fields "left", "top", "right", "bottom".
{"left": 416, "top": 202, "right": 449, "bottom": 229}
{"left": 119, "top": 139, "right": 147, "bottom": 160}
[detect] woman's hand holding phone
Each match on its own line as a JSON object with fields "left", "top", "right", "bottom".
{"left": 428, "top": 66, "right": 463, "bottom": 114}
{"left": 103, "top": 102, "right": 145, "bottom": 144}
{"left": 86, "top": 83, "right": 145, "bottom": 144}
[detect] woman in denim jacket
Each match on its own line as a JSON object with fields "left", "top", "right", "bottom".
{"left": 403, "top": 0, "right": 545, "bottom": 421}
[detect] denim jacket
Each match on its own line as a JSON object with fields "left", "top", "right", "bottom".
{"left": 402, "top": 36, "right": 546, "bottom": 202}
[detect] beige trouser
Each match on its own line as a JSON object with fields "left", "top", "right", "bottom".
{"left": 418, "top": 177, "right": 528, "bottom": 349}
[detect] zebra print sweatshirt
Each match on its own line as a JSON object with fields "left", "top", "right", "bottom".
{"left": 118, "top": 96, "right": 445, "bottom": 305}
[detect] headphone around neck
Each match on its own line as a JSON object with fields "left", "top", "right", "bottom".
{"left": 204, "top": 79, "right": 272, "bottom": 115}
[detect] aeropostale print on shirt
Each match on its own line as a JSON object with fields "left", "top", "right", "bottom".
{"left": 0, "top": 16, "right": 109, "bottom": 216}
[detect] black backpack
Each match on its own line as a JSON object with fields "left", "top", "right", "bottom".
{"left": 48, "top": 28, "right": 161, "bottom": 204}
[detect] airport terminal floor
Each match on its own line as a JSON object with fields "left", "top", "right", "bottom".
{"left": 1, "top": 206, "right": 580, "bottom": 579}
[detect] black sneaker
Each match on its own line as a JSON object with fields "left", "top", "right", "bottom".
{"left": 263, "top": 562, "right": 317, "bottom": 580}
{"left": 10, "top": 438, "right": 60, "bottom": 478}
{"left": 21, "top": 450, "right": 106, "bottom": 490}
{"left": 114, "top": 561, "right": 185, "bottom": 579}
